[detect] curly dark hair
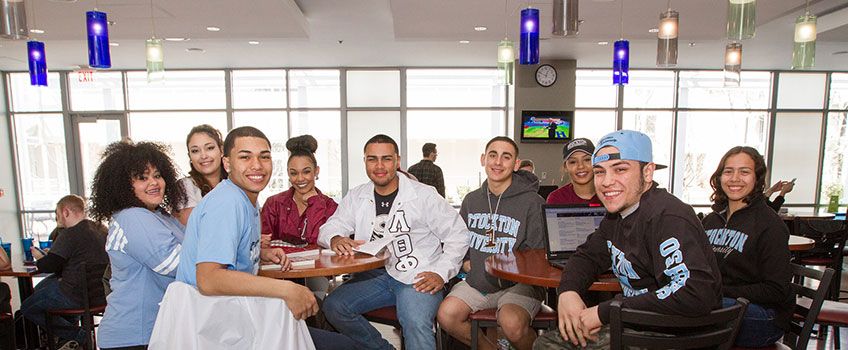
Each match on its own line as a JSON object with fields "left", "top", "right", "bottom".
{"left": 186, "top": 124, "right": 228, "bottom": 196}
{"left": 89, "top": 141, "right": 186, "bottom": 222}
{"left": 709, "top": 146, "right": 767, "bottom": 206}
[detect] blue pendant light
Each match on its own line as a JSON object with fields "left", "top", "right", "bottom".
{"left": 27, "top": 40, "right": 47, "bottom": 86}
{"left": 612, "top": 0, "right": 629, "bottom": 85}
{"left": 613, "top": 40, "right": 629, "bottom": 85}
{"left": 86, "top": 10, "right": 111, "bottom": 68}
{"left": 519, "top": 8, "right": 539, "bottom": 65}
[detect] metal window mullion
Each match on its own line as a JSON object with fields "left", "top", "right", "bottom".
{"left": 225, "top": 69, "right": 234, "bottom": 131}
{"left": 59, "top": 71, "right": 83, "bottom": 196}
{"left": 400, "top": 67, "right": 408, "bottom": 169}
{"left": 816, "top": 73, "right": 833, "bottom": 211}
{"left": 340, "top": 68, "right": 349, "bottom": 196}
{"left": 4, "top": 73, "right": 28, "bottom": 239}
{"left": 286, "top": 69, "right": 292, "bottom": 140}
{"left": 766, "top": 72, "right": 779, "bottom": 186}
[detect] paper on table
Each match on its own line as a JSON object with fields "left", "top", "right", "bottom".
{"left": 353, "top": 235, "right": 394, "bottom": 256}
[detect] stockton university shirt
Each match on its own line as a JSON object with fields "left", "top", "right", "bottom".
{"left": 98, "top": 208, "right": 184, "bottom": 348}
{"left": 177, "top": 179, "right": 262, "bottom": 286}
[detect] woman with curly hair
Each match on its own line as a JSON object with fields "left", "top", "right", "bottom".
{"left": 89, "top": 141, "right": 186, "bottom": 350}
{"left": 701, "top": 146, "right": 793, "bottom": 348}
{"left": 173, "top": 124, "right": 228, "bottom": 226}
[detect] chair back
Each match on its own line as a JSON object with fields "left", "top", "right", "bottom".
{"left": 795, "top": 219, "right": 848, "bottom": 265}
{"left": 609, "top": 297, "right": 748, "bottom": 350}
{"left": 783, "top": 263, "right": 835, "bottom": 350}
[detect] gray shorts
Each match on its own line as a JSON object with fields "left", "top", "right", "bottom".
{"left": 447, "top": 280, "right": 545, "bottom": 318}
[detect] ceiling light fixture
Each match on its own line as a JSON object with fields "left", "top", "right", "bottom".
{"left": 648, "top": 28, "right": 659, "bottom": 33}
{"left": 497, "top": 0, "right": 514, "bottom": 86}
{"left": 185, "top": 47, "right": 205, "bottom": 53}
{"left": 724, "top": 42, "right": 742, "bottom": 87}
{"left": 27, "top": 40, "right": 47, "bottom": 86}
{"left": 29, "top": 28, "right": 43, "bottom": 34}
{"left": 86, "top": 9, "right": 111, "bottom": 68}
{"left": 206, "top": 26, "right": 220, "bottom": 32}
{"left": 613, "top": 0, "right": 628, "bottom": 85}
{"left": 146, "top": 0, "right": 164, "bottom": 83}
{"left": 727, "top": 0, "right": 755, "bottom": 40}
{"left": 598, "top": 41, "right": 609, "bottom": 45}
{"left": 109, "top": 42, "right": 118, "bottom": 46}
{"left": 474, "top": 26, "right": 487, "bottom": 31}
{"left": 519, "top": 7, "right": 539, "bottom": 65}
{"left": 1, "top": 0, "right": 28, "bottom": 40}
{"left": 656, "top": 2, "right": 678, "bottom": 67}
{"left": 552, "top": 0, "right": 578, "bottom": 36}
{"left": 248, "top": 40, "right": 260, "bottom": 45}
{"left": 459, "top": 40, "right": 470, "bottom": 44}
{"left": 164, "top": 37, "right": 189, "bottom": 41}
{"left": 792, "top": 0, "right": 816, "bottom": 70}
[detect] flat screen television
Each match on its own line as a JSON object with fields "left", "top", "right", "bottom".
{"left": 520, "top": 110, "right": 574, "bottom": 143}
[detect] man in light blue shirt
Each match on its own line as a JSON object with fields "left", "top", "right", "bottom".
{"left": 161, "top": 127, "right": 348, "bottom": 349}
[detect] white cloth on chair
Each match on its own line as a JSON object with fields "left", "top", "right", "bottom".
{"left": 149, "top": 281, "right": 315, "bottom": 350}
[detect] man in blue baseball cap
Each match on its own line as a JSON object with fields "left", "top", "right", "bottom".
{"left": 534, "top": 130, "right": 722, "bottom": 350}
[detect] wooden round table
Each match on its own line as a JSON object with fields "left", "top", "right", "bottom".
{"left": 780, "top": 211, "right": 836, "bottom": 221}
{"left": 259, "top": 249, "right": 389, "bottom": 279}
{"left": 789, "top": 235, "right": 815, "bottom": 251}
{"left": 484, "top": 249, "right": 620, "bottom": 291}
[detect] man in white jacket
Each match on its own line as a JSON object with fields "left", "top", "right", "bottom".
{"left": 319, "top": 134, "right": 469, "bottom": 350}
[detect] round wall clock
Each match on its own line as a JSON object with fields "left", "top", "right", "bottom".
{"left": 535, "top": 64, "right": 557, "bottom": 87}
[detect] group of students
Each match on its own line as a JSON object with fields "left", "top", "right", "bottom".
{"left": 8, "top": 122, "right": 796, "bottom": 350}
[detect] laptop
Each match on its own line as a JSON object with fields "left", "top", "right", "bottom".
{"left": 542, "top": 204, "right": 606, "bottom": 269}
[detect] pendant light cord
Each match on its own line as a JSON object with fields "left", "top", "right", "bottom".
{"left": 805, "top": 0, "right": 810, "bottom": 15}
{"left": 503, "top": 0, "right": 508, "bottom": 39}
{"left": 150, "top": 0, "right": 156, "bottom": 38}
{"left": 31, "top": 0, "right": 37, "bottom": 32}
{"left": 619, "top": 0, "right": 624, "bottom": 40}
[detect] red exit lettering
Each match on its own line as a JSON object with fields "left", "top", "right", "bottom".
{"left": 77, "top": 70, "right": 95, "bottom": 82}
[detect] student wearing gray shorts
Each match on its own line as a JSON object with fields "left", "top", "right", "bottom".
{"left": 437, "top": 136, "right": 546, "bottom": 350}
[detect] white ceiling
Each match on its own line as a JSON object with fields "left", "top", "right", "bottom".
{"left": 1, "top": 0, "right": 847, "bottom": 71}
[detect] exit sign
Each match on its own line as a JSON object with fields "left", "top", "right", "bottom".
{"left": 75, "top": 70, "right": 95, "bottom": 82}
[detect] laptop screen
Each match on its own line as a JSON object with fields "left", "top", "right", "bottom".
{"left": 543, "top": 205, "right": 606, "bottom": 259}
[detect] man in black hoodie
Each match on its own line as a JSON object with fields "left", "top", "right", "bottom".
{"left": 534, "top": 130, "right": 722, "bottom": 350}
{"left": 438, "top": 136, "right": 546, "bottom": 350}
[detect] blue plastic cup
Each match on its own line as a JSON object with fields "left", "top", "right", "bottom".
{"left": 40, "top": 240, "right": 53, "bottom": 250}
{"left": 1, "top": 243, "right": 10, "bottom": 260}
{"left": 21, "top": 238, "right": 34, "bottom": 261}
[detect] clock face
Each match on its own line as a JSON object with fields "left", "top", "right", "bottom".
{"left": 535, "top": 64, "right": 557, "bottom": 87}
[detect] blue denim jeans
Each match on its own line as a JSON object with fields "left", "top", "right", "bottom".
{"left": 20, "top": 277, "right": 86, "bottom": 344}
{"left": 723, "top": 297, "right": 784, "bottom": 348}
{"left": 308, "top": 326, "right": 353, "bottom": 350}
{"left": 322, "top": 268, "right": 444, "bottom": 350}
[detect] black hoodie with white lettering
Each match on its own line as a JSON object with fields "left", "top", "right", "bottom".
{"left": 702, "top": 194, "right": 793, "bottom": 331}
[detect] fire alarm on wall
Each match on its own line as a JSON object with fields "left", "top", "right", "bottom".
{"left": 0, "top": 188, "right": 4, "bottom": 198}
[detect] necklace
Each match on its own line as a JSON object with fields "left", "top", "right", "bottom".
{"left": 484, "top": 188, "right": 503, "bottom": 249}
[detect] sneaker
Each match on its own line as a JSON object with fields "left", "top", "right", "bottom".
{"left": 57, "top": 340, "right": 80, "bottom": 350}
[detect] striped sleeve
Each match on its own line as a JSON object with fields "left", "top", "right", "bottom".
{"left": 112, "top": 208, "right": 184, "bottom": 277}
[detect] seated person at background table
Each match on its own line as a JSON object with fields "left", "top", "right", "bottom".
{"left": 89, "top": 141, "right": 187, "bottom": 350}
{"left": 150, "top": 127, "right": 348, "bottom": 350}
{"left": 547, "top": 138, "right": 601, "bottom": 205}
{"left": 173, "top": 124, "right": 228, "bottom": 226}
{"left": 702, "top": 146, "right": 793, "bottom": 348}
{"left": 318, "top": 134, "right": 469, "bottom": 350}
{"left": 22, "top": 194, "right": 109, "bottom": 350}
{"left": 519, "top": 159, "right": 535, "bottom": 174}
{"left": 764, "top": 178, "right": 795, "bottom": 212}
{"left": 407, "top": 142, "right": 446, "bottom": 197}
{"left": 438, "top": 136, "right": 545, "bottom": 350}
{"left": 261, "top": 135, "right": 338, "bottom": 299}
{"left": 533, "top": 130, "right": 722, "bottom": 350}
{"left": 0, "top": 246, "right": 10, "bottom": 350}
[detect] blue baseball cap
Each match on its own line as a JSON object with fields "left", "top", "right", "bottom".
{"left": 592, "top": 130, "right": 667, "bottom": 169}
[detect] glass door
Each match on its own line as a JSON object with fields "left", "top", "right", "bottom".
{"left": 71, "top": 114, "right": 127, "bottom": 197}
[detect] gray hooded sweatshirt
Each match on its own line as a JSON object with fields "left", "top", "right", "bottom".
{"left": 459, "top": 170, "right": 546, "bottom": 293}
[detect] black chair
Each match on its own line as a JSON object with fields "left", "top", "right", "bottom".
{"left": 43, "top": 262, "right": 107, "bottom": 350}
{"left": 781, "top": 263, "right": 835, "bottom": 350}
{"left": 609, "top": 297, "right": 748, "bottom": 350}
{"left": 795, "top": 219, "right": 847, "bottom": 300}
{"left": 538, "top": 185, "right": 558, "bottom": 200}
{"left": 0, "top": 312, "right": 13, "bottom": 350}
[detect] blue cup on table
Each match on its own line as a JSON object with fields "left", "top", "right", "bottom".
{"left": 40, "top": 240, "right": 53, "bottom": 250}
{"left": 21, "top": 238, "right": 34, "bottom": 261}
{"left": 1, "top": 243, "right": 10, "bottom": 260}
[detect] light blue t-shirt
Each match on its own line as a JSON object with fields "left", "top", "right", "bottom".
{"left": 98, "top": 207, "right": 184, "bottom": 348}
{"left": 177, "top": 179, "right": 262, "bottom": 286}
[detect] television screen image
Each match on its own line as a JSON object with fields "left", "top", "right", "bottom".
{"left": 520, "top": 111, "right": 574, "bottom": 143}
